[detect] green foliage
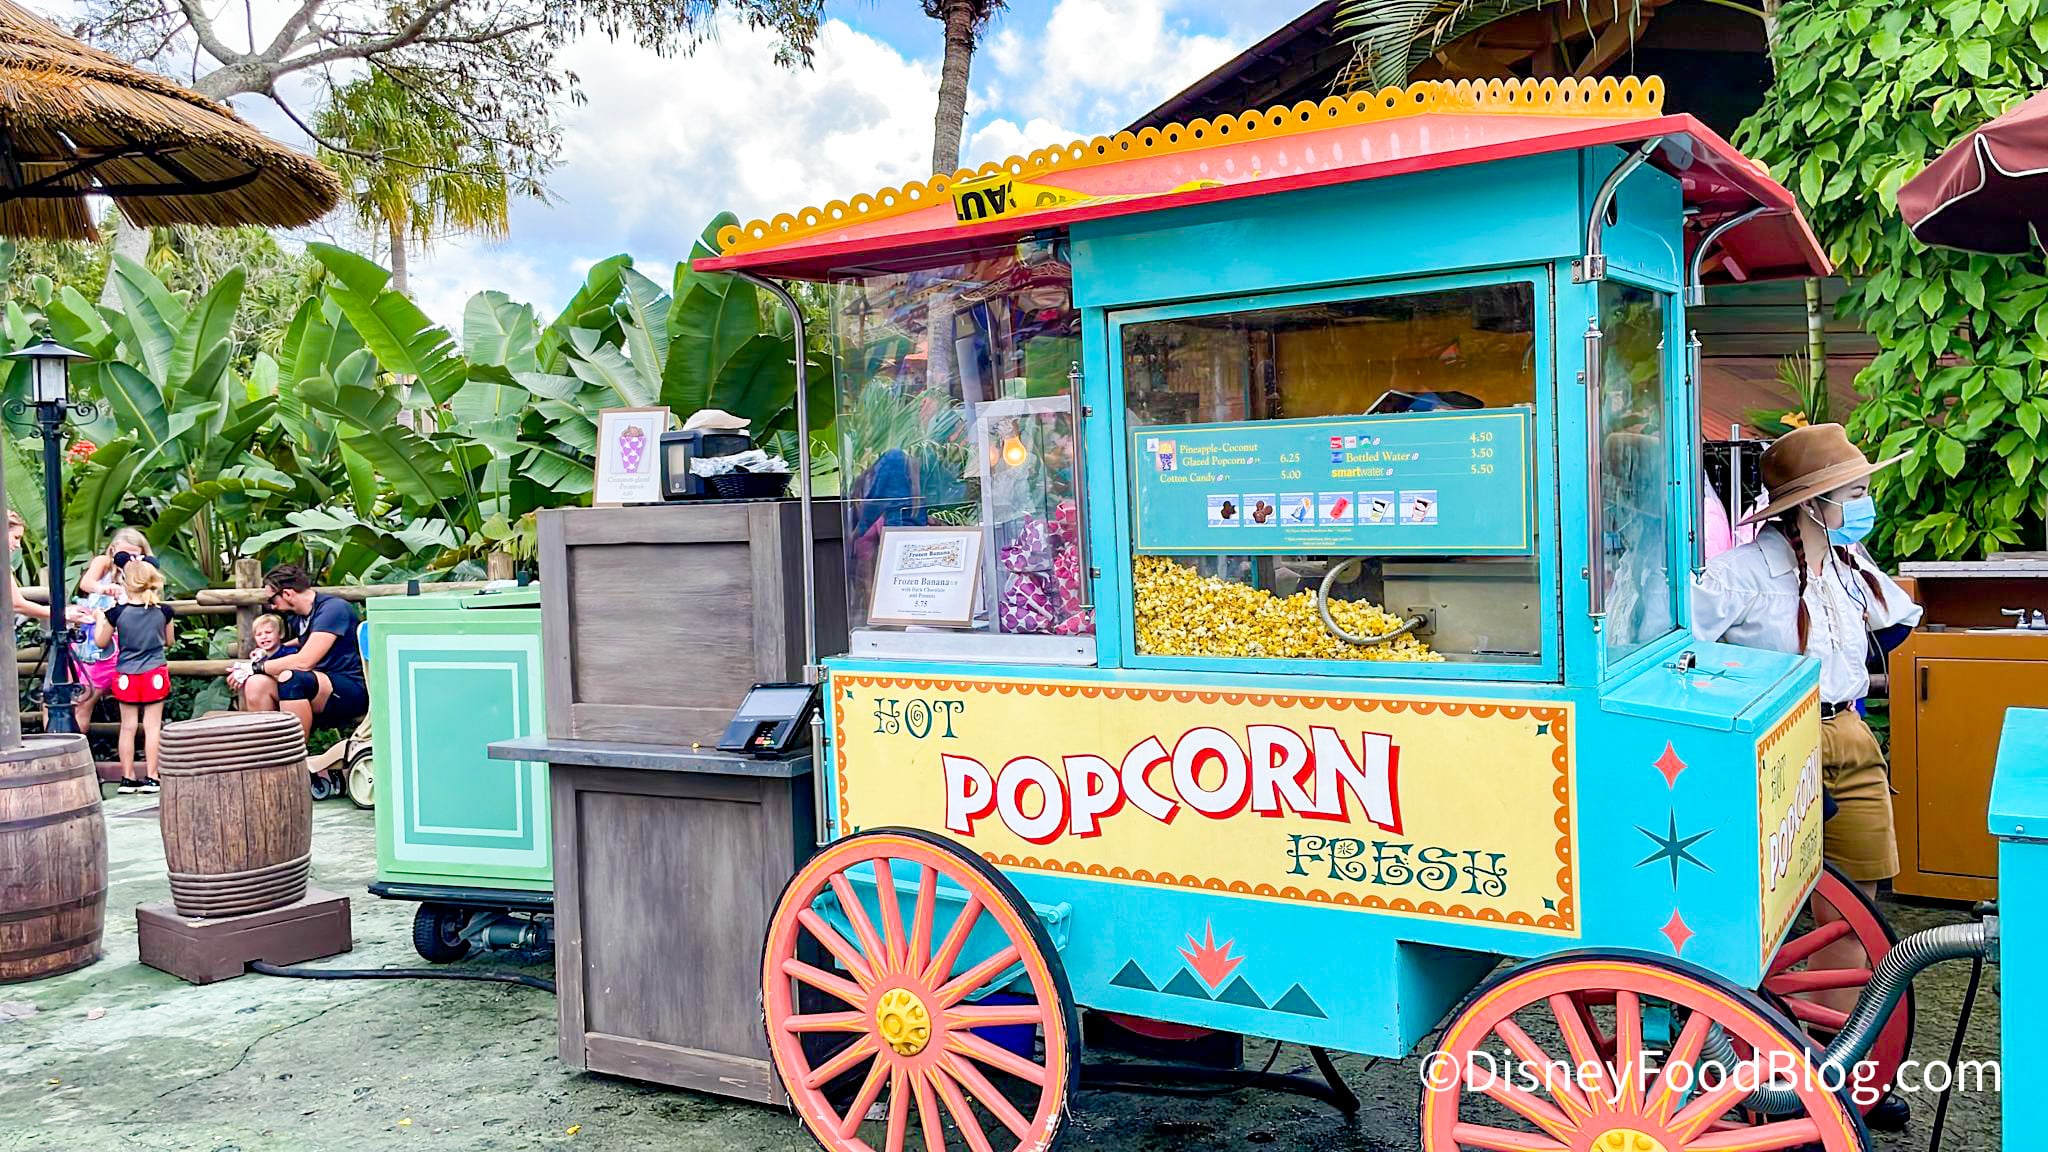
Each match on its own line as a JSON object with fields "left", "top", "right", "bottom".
{"left": 0, "top": 212, "right": 819, "bottom": 588}
{"left": 1735, "top": 0, "right": 2048, "bottom": 561}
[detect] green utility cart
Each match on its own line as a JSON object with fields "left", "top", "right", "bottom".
{"left": 366, "top": 587, "right": 552, "bottom": 961}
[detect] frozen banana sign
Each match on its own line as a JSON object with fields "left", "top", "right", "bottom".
{"left": 830, "top": 674, "right": 1578, "bottom": 933}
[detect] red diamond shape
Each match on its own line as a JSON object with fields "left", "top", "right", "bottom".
{"left": 1660, "top": 909, "right": 1695, "bottom": 955}
{"left": 1653, "top": 742, "right": 1687, "bottom": 788}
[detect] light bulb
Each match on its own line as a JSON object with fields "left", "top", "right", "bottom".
{"left": 1002, "top": 435, "right": 1027, "bottom": 467}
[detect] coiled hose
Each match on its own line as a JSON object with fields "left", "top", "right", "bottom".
{"left": 1316, "top": 559, "right": 1427, "bottom": 647}
{"left": 1706, "top": 918, "right": 1994, "bottom": 1116}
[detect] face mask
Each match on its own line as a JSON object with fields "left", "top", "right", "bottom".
{"left": 1822, "top": 495, "right": 1876, "bottom": 546}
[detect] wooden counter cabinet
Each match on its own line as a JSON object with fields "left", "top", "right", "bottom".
{"left": 1890, "top": 627, "right": 2048, "bottom": 902}
{"left": 491, "top": 737, "right": 815, "bottom": 1103}
{"left": 537, "top": 500, "right": 847, "bottom": 747}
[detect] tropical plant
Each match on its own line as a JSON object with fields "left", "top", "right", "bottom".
{"left": 1733, "top": 0, "right": 2048, "bottom": 560}
{"left": 314, "top": 73, "right": 533, "bottom": 296}
{"left": 1746, "top": 355, "right": 1832, "bottom": 436}
{"left": 1333, "top": 0, "right": 1633, "bottom": 92}
{"left": 1, "top": 255, "right": 294, "bottom": 592}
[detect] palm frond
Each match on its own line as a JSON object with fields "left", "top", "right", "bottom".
{"left": 1332, "top": 0, "right": 1623, "bottom": 92}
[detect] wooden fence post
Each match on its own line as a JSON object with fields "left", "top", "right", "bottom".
{"left": 486, "top": 550, "right": 515, "bottom": 582}
{"left": 234, "top": 558, "right": 262, "bottom": 658}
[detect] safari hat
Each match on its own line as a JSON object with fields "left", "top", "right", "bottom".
{"left": 1739, "top": 422, "right": 1908, "bottom": 525}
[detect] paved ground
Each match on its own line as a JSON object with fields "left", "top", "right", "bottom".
{"left": 0, "top": 797, "right": 2003, "bottom": 1151}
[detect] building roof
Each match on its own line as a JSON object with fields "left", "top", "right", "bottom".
{"left": 0, "top": 0, "right": 339, "bottom": 240}
{"left": 695, "top": 77, "right": 1825, "bottom": 286}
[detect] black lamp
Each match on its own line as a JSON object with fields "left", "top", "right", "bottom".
{"left": 5, "top": 337, "right": 97, "bottom": 736}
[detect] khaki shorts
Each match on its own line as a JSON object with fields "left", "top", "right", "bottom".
{"left": 1821, "top": 709, "right": 1899, "bottom": 883}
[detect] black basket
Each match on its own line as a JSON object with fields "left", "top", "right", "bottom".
{"left": 703, "top": 471, "right": 791, "bottom": 500}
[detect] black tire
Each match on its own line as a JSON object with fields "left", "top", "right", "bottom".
{"left": 412, "top": 903, "right": 472, "bottom": 963}
{"left": 308, "top": 771, "right": 335, "bottom": 801}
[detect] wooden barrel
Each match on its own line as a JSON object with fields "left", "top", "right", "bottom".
{"left": 0, "top": 735, "right": 106, "bottom": 982}
{"left": 160, "top": 713, "right": 311, "bottom": 918}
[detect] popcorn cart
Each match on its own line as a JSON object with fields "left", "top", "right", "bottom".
{"left": 693, "top": 78, "right": 1929, "bottom": 1151}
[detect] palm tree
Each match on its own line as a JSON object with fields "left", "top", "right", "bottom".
{"left": 313, "top": 73, "right": 538, "bottom": 295}
{"left": 925, "top": 0, "right": 1008, "bottom": 175}
{"left": 923, "top": 0, "right": 1006, "bottom": 392}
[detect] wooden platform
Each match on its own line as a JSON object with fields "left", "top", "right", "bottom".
{"left": 137, "top": 887, "right": 352, "bottom": 985}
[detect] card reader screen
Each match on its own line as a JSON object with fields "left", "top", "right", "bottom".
{"left": 736, "top": 686, "right": 813, "bottom": 720}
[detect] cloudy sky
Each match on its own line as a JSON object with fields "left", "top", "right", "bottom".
{"left": 328, "top": 0, "right": 1313, "bottom": 327}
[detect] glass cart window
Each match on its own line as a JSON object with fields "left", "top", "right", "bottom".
{"left": 1124, "top": 284, "right": 1542, "bottom": 667}
{"left": 833, "top": 243, "right": 1092, "bottom": 660}
{"left": 1597, "top": 282, "right": 1675, "bottom": 664}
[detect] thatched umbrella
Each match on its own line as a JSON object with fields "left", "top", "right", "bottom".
{"left": 0, "top": 0, "right": 339, "bottom": 240}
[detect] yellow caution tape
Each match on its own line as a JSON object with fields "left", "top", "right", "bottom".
{"left": 950, "top": 173, "right": 1091, "bottom": 223}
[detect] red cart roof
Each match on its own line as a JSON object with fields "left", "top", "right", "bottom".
{"left": 694, "top": 76, "right": 1828, "bottom": 284}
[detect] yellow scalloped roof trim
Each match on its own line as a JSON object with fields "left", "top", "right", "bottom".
{"left": 716, "top": 75, "right": 1665, "bottom": 257}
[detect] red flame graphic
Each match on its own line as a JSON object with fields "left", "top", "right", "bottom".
{"left": 1178, "top": 922, "right": 1243, "bottom": 989}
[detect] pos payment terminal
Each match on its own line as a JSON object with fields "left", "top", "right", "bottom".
{"left": 717, "top": 682, "right": 820, "bottom": 755}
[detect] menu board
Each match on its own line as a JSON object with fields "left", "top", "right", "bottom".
{"left": 1131, "top": 408, "right": 1534, "bottom": 556}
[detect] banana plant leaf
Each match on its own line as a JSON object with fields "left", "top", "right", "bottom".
{"left": 169, "top": 268, "right": 243, "bottom": 396}
{"left": 108, "top": 256, "right": 186, "bottom": 384}
{"left": 309, "top": 244, "right": 467, "bottom": 405}
{"left": 341, "top": 425, "right": 464, "bottom": 504}
{"left": 463, "top": 292, "right": 541, "bottom": 372}
{"left": 64, "top": 438, "right": 144, "bottom": 556}
{"left": 618, "top": 266, "right": 670, "bottom": 387}
{"left": 539, "top": 255, "right": 630, "bottom": 370}
{"left": 146, "top": 476, "right": 294, "bottom": 550}
{"left": 665, "top": 219, "right": 762, "bottom": 418}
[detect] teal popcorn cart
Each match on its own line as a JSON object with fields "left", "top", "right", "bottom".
{"left": 686, "top": 75, "right": 2007, "bottom": 1152}
{"left": 366, "top": 588, "right": 552, "bottom": 961}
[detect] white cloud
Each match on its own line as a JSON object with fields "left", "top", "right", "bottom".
{"left": 966, "top": 116, "right": 1085, "bottom": 166}
{"left": 980, "top": 0, "right": 1240, "bottom": 133}
{"left": 408, "top": 16, "right": 938, "bottom": 325}
{"left": 402, "top": 0, "right": 1289, "bottom": 328}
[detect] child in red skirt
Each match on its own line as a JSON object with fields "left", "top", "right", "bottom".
{"left": 92, "top": 562, "right": 174, "bottom": 794}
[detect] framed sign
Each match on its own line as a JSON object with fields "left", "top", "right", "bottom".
{"left": 594, "top": 407, "right": 671, "bottom": 506}
{"left": 869, "top": 527, "right": 983, "bottom": 628}
{"left": 1130, "top": 408, "right": 1535, "bottom": 556}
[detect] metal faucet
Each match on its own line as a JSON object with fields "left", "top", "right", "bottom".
{"left": 1998, "top": 608, "right": 2047, "bottom": 629}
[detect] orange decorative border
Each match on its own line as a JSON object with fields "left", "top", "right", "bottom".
{"left": 1756, "top": 690, "right": 1823, "bottom": 966}
{"left": 717, "top": 76, "right": 1666, "bottom": 257}
{"left": 829, "top": 673, "right": 1578, "bottom": 934}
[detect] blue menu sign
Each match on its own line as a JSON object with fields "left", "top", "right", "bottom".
{"left": 1131, "top": 408, "right": 1534, "bottom": 555}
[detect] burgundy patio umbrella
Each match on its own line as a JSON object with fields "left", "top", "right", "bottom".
{"left": 1900, "top": 90, "right": 2048, "bottom": 253}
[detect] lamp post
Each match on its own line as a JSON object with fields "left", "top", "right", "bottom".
{"left": 5, "top": 338, "right": 95, "bottom": 736}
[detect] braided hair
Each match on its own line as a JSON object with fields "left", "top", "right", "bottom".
{"left": 1775, "top": 505, "right": 1889, "bottom": 653}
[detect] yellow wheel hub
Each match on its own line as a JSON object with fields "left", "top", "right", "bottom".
{"left": 1592, "top": 1130, "right": 1668, "bottom": 1152}
{"left": 874, "top": 988, "right": 932, "bottom": 1056}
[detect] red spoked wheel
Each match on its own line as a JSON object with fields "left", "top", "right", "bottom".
{"left": 1760, "top": 863, "right": 1912, "bottom": 1112}
{"left": 763, "top": 828, "right": 1079, "bottom": 1152}
{"left": 1421, "top": 952, "right": 1868, "bottom": 1152}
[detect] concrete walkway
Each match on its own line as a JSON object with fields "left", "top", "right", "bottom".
{"left": 0, "top": 796, "right": 2002, "bottom": 1151}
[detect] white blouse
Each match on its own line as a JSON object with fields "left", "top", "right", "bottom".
{"left": 1691, "top": 525, "right": 1922, "bottom": 706}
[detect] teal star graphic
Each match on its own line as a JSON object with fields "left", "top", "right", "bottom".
{"left": 1535, "top": 722, "right": 1550, "bottom": 735}
{"left": 1635, "top": 812, "right": 1713, "bottom": 887}
{"left": 1541, "top": 896, "right": 1557, "bottom": 911}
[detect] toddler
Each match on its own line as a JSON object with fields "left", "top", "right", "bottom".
{"left": 93, "top": 562, "right": 174, "bottom": 795}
